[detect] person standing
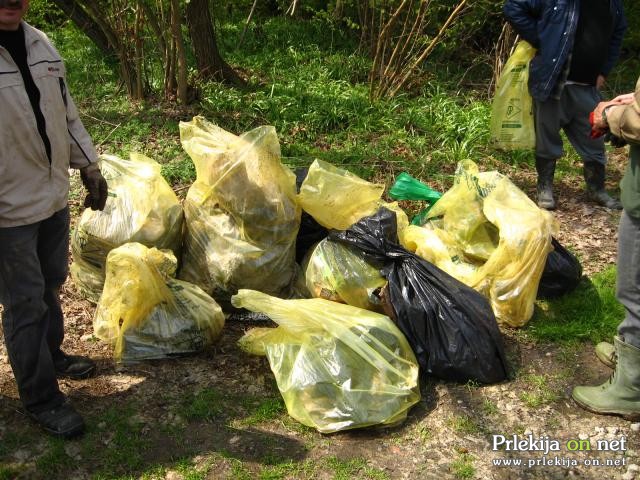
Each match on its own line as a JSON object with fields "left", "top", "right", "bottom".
{"left": 572, "top": 80, "right": 640, "bottom": 419}
{"left": 503, "top": 0, "right": 627, "bottom": 210}
{"left": 0, "top": 0, "right": 108, "bottom": 438}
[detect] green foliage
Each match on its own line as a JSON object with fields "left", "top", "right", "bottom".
{"left": 528, "top": 266, "right": 624, "bottom": 344}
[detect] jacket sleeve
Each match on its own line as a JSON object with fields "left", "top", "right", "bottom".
{"left": 607, "top": 79, "right": 640, "bottom": 145}
{"left": 600, "top": 3, "right": 627, "bottom": 77}
{"left": 503, "top": 0, "right": 542, "bottom": 48}
{"left": 60, "top": 78, "right": 99, "bottom": 169}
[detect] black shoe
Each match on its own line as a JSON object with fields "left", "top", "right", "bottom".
{"left": 29, "top": 402, "right": 85, "bottom": 439}
{"left": 54, "top": 355, "right": 96, "bottom": 380}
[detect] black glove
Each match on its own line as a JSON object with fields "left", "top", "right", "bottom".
{"left": 604, "top": 132, "right": 627, "bottom": 148}
{"left": 80, "top": 164, "right": 108, "bottom": 211}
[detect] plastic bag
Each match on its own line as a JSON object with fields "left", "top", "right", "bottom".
{"left": 302, "top": 239, "right": 386, "bottom": 311}
{"left": 177, "top": 117, "right": 301, "bottom": 304}
{"left": 296, "top": 159, "right": 410, "bottom": 236}
{"left": 537, "top": 237, "right": 583, "bottom": 299}
{"left": 294, "top": 167, "right": 329, "bottom": 263}
{"left": 232, "top": 289, "right": 420, "bottom": 433}
{"left": 405, "top": 160, "right": 557, "bottom": 327}
{"left": 70, "top": 153, "right": 184, "bottom": 302}
{"left": 490, "top": 40, "right": 536, "bottom": 150}
{"left": 389, "top": 172, "right": 442, "bottom": 226}
{"left": 94, "top": 243, "right": 224, "bottom": 364}
{"left": 331, "top": 208, "right": 509, "bottom": 384}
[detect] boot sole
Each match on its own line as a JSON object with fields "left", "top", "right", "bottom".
{"left": 572, "top": 396, "right": 640, "bottom": 421}
{"left": 40, "top": 421, "right": 85, "bottom": 439}
{"left": 55, "top": 365, "right": 96, "bottom": 380}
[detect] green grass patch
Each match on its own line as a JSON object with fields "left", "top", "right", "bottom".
{"left": 35, "top": 437, "right": 74, "bottom": 476}
{"left": 519, "top": 374, "right": 561, "bottom": 408}
{"left": 82, "top": 404, "right": 151, "bottom": 479}
{"left": 447, "top": 415, "right": 481, "bottom": 435}
{"left": 181, "top": 388, "right": 224, "bottom": 422}
{"left": 325, "top": 456, "right": 389, "bottom": 480}
{"left": 450, "top": 453, "right": 476, "bottom": 479}
{"left": 527, "top": 266, "right": 623, "bottom": 344}
{"left": 238, "top": 397, "right": 286, "bottom": 427}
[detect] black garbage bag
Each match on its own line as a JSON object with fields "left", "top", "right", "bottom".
{"left": 295, "top": 167, "right": 329, "bottom": 263}
{"left": 330, "top": 207, "right": 509, "bottom": 384}
{"left": 537, "top": 237, "right": 583, "bottom": 299}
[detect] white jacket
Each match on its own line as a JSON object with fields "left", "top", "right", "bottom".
{"left": 0, "top": 21, "right": 98, "bottom": 227}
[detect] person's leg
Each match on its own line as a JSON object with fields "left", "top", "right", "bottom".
{"left": 563, "top": 85, "right": 622, "bottom": 209}
{"left": 38, "top": 206, "right": 70, "bottom": 363}
{"left": 572, "top": 211, "right": 640, "bottom": 419}
{"left": 534, "top": 97, "right": 565, "bottom": 209}
{"left": 0, "top": 221, "right": 64, "bottom": 414}
{"left": 38, "top": 206, "right": 95, "bottom": 379}
{"left": 617, "top": 211, "right": 640, "bottom": 347}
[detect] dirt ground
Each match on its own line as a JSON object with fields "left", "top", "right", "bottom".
{"left": 1, "top": 152, "right": 639, "bottom": 480}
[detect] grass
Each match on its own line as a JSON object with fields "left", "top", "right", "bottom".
{"left": 527, "top": 266, "right": 624, "bottom": 344}
{"left": 181, "top": 388, "right": 224, "bottom": 422}
{"left": 518, "top": 373, "right": 561, "bottom": 408}
{"left": 450, "top": 453, "right": 476, "bottom": 479}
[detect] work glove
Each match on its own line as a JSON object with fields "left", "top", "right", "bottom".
{"left": 79, "top": 163, "right": 108, "bottom": 211}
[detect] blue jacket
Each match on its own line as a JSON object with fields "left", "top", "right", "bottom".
{"left": 503, "top": 0, "right": 627, "bottom": 102}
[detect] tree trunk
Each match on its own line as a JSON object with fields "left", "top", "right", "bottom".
{"left": 50, "top": 0, "right": 114, "bottom": 59}
{"left": 185, "top": 0, "right": 245, "bottom": 87}
{"left": 170, "top": 0, "right": 188, "bottom": 104}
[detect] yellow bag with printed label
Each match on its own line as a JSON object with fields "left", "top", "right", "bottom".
{"left": 402, "top": 160, "right": 557, "bottom": 327}
{"left": 94, "top": 243, "right": 224, "bottom": 364}
{"left": 490, "top": 41, "right": 536, "bottom": 150}
{"left": 233, "top": 289, "right": 420, "bottom": 433}
{"left": 70, "top": 153, "right": 183, "bottom": 303}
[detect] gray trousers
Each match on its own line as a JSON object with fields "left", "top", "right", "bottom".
{"left": 534, "top": 84, "right": 606, "bottom": 165}
{"left": 0, "top": 207, "right": 69, "bottom": 413}
{"left": 617, "top": 211, "right": 640, "bottom": 349}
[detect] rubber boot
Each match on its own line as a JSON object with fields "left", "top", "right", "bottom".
{"left": 535, "top": 156, "right": 556, "bottom": 210}
{"left": 572, "top": 336, "right": 640, "bottom": 420}
{"left": 583, "top": 162, "right": 622, "bottom": 210}
{"left": 595, "top": 341, "right": 616, "bottom": 369}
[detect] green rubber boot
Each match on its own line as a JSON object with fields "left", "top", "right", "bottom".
{"left": 595, "top": 341, "right": 616, "bottom": 369}
{"left": 572, "top": 336, "right": 640, "bottom": 420}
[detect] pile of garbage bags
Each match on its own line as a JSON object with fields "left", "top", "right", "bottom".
{"left": 72, "top": 118, "right": 583, "bottom": 433}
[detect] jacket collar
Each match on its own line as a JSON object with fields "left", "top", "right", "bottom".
{"left": 21, "top": 21, "right": 41, "bottom": 47}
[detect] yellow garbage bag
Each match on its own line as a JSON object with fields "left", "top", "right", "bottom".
{"left": 297, "top": 159, "right": 410, "bottom": 236}
{"left": 70, "top": 153, "right": 183, "bottom": 303}
{"left": 94, "top": 243, "right": 224, "bottom": 364}
{"left": 233, "top": 289, "right": 420, "bottom": 433}
{"left": 490, "top": 40, "right": 536, "bottom": 150}
{"left": 403, "top": 160, "right": 558, "bottom": 327}
{"left": 178, "top": 117, "right": 300, "bottom": 303}
{"left": 302, "top": 239, "right": 386, "bottom": 312}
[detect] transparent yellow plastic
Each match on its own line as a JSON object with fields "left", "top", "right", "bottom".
{"left": 70, "top": 153, "right": 183, "bottom": 303}
{"left": 403, "top": 160, "right": 558, "bottom": 327}
{"left": 94, "top": 243, "right": 224, "bottom": 364}
{"left": 233, "top": 289, "right": 420, "bottom": 433}
{"left": 178, "top": 117, "right": 301, "bottom": 302}
{"left": 297, "top": 159, "right": 409, "bottom": 236}
{"left": 302, "top": 239, "right": 386, "bottom": 311}
{"left": 490, "top": 41, "right": 536, "bottom": 150}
